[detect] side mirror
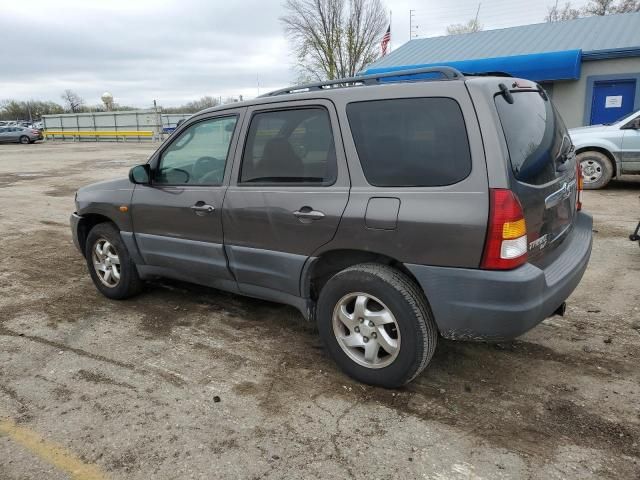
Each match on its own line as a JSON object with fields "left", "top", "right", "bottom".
{"left": 129, "top": 164, "right": 151, "bottom": 184}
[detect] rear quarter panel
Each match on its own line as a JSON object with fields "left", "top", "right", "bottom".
{"left": 318, "top": 81, "right": 489, "bottom": 268}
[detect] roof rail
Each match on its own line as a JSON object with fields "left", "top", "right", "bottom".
{"left": 462, "top": 71, "right": 513, "bottom": 78}
{"left": 261, "top": 66, "right": 464, "bottom": 97}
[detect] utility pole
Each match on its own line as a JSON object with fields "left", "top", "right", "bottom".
{"left": 474, "top": 2, "right": 481, "bottom": 26}
{"left": 409, "top": 9, "right": 419, "bottom": 39}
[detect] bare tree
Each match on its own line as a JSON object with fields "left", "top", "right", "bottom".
{"left": 281, "top": 0, "right": 388, "bottom": 81}
{"left": 1, "top": 99, "right": 65, "bottom": 121}
{"left": 60, "top": 90, "right": 85, "bottom": 113}
{"left": 545, "top": 2, "right": 582, "bottom": 21}
{"left": 545, "top": 0, "right": 639, "bottom": 21}
{"left": 446, "top": 18, "right": 483, "bottom": 35}
{"left": 584, "top": 0, "right": 618, "bottom": 15}
{"left": 614, "top": 0, "right": 640, "bottom": 12}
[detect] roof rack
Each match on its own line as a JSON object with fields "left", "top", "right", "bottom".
{"left": 261, "top": 66, "right": 464, "bottom": 97}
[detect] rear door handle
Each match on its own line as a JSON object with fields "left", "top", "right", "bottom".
{"left": 293, "top": 208, "right": 325, "bottom": 221}
{"left": 190, "top": 203, "right": 215, "bottom": 215}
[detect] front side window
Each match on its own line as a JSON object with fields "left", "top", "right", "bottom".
{"left": 347, "top": 98, "right": 472, "bottom": 187}
{"left": 240, "top": 108, "right": 337, "bottom": 184}
{"left": 156, "top": 116, "right": 237, "bottom": 185}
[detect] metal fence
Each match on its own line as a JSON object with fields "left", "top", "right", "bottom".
{"left": 42, "top": 111, "right": 192, "bottom": 142}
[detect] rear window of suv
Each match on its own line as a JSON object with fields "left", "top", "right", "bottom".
{"left": 495, "top": 90, "right": 571, "bottom": 185}
{"left": 346, "top": 98, "right": 472, "bottom": 187}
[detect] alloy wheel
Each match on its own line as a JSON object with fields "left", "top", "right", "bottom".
{"left": 332, "top": 292, "right": 401, "bottom": 369}
{"left": 91, "top": 239, "right": 121, "bottom": 287}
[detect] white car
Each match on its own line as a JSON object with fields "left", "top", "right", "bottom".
{"left": 570, "top": 109, "right": 640, "bottom": 189}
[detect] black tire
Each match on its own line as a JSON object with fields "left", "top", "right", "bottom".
{"left": 85, "top": 222, "right": 142, "bottom": 300}
{"left": 19, "top": 135, "right": 30, "bottom": 145}
{"left": 317, "top": 263, "right": 437, "bottom": 388}
{"left": 578, "top": 151, "right": 614, "bottom": 190}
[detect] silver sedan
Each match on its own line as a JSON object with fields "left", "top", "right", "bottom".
{"left": 0, "top": 126, "right": 43, "bottom": 144}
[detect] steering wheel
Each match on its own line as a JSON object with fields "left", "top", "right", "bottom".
{"left": 193, "top": 156, "right": 224, "bottom": 184}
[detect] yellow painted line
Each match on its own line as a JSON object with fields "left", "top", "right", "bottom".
{"left": 0, "top": 418, "right": 108, "bottom": 480}
{"left": 45, "top": 130, "right": 153, "bottom": 137}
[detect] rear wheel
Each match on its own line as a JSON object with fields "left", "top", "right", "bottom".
{"left": 578, "top": 151, "right": 613, "bottom": 189}
{"left": 19, "top": 135, "right": 30, "bottom": 144}
{"left": 85, "top": 223, "right": 142, "bottom": 299}
{"left": 317, "top": 263, "right": 437, "bottom": 388}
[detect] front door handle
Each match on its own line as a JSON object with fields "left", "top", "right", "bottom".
{"left": 293, "top": 207, "right": 325, "bottom": 221}
{"left": 190, "top": 202, "right": 215, "bottom": 215}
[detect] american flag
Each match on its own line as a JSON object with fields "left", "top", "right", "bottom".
{"left": 381, "top": 24, "right": 391, "bottom": 56}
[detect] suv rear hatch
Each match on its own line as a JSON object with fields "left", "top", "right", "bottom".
{"left": 494, "top": 82, "right": 579, "bottom": 263}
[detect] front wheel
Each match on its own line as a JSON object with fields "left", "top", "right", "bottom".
{"left": 317, "top": 263, "right": 437, "bottom": 388}
{"left": 19, "top": 135, "right": 30, "bottom": 144}
{"left": 578, "top": 151, "right": 613, "bottom": 190}
{"left": 85, "top": 222, "right": 142, "bottom": 299}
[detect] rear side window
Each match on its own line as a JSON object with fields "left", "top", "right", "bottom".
{"left": 346, "top": 98, "right": 472, "bottom": 187}
{"left": 240, "top": 108, "right": 337, "bottom": 185}
{"left": 495, "top": 91, "right": 570, "bottom": 185}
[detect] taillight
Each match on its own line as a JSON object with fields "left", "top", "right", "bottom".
{"left": 481, "top": 189, "right": 528, "bottom": 270}
{"left": 576, "top": 161, "right": 583, "bottom": 211}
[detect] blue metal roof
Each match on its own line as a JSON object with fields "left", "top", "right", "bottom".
{"left": 367, "top": 12, "right": 640, "bottom": 71}
{"left": 368, "top": 50, "right": 582, "bottom": 82}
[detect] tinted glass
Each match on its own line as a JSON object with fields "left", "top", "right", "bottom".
{"left": 156, "top": 116, "right": 237, "bottom": 185}
{"left": 346, "top": 98, "right": 472, "bottom": 187}
{"left": 240, "top": 108, "right": 336, "bottom": 184}
{"left": 495, "top": 91, "right": 571, "bottom": 185}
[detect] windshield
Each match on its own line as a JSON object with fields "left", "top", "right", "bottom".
{"left": 495, "top": 90, "right": 571, "bottom": 185}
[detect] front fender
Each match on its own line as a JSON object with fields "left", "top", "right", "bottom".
{"left": 572, "top": 139, "right": 622, "bottom": 172}
{"left": 75, "top": 178, "right": 135, "bottom": 231}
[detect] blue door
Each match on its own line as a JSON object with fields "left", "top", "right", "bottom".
{"left": 590, "top": 80, "right": 636, "bottom": 125}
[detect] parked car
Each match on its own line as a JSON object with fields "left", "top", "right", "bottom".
{"left": 71, "top": 68, "right": 592, "bottom": 387}
{"left": 570, "top": 109, "right": 640, "bottom": 189}
{"left": 0, "top": 126, "right": 43, "bottom": 144}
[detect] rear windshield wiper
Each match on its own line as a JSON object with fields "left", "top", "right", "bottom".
{"left": 498, "top": 83, "right": 514, "bottom": 104}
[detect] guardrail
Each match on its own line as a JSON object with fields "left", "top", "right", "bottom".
{"left": 44, "top": 130, "right": 155, "bottom": 141}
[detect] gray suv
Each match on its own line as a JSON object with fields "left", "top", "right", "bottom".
{"left": 71, "top": 67, "right": 592, "bottom": 387}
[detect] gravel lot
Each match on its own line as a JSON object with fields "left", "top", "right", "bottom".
{"left": 1, "top": 141, "right": 639, "bottom": 479}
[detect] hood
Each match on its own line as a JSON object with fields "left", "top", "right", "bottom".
{"left": 569, "top": 124, "right": 612, "bottom": 136}
{"left": 77, "top": 177, "right": 132, "bottom": 195}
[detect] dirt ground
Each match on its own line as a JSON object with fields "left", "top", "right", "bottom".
{"left": 0, "top": 141, "right": 639, "bottom": 480}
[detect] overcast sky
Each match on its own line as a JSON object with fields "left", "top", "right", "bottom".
{"left": 0, "top": 0, "right": 592, "bottom": 108}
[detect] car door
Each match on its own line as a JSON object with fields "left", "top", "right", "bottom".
{"left": 130, "top": 109, "right": 244, "bottom": 289}
{"left": 621, "top": 113, "right": 640, "bottom": 173}
{"left": 6, "top": 127, "right": 20, "bottom": 142}
{"left": 223, "top": 100, "right": 349, "bottom": 298}
{"left": 0, "top": 128, "right": 7, "bottom": 142}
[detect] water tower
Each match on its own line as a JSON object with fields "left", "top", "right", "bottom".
{"left": 101, "top": 92, "right": 114, "bottom": 111}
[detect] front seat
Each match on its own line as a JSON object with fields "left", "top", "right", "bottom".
{"left": 256, "top": 137, "right": 304, "bottom": 180}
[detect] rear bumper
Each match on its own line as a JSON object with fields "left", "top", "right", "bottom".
{"left": 406, "top": 212, "right": 593, "bottom": 341}
{"left": 70, "top": 213, "right": 83, "bottom": 253}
